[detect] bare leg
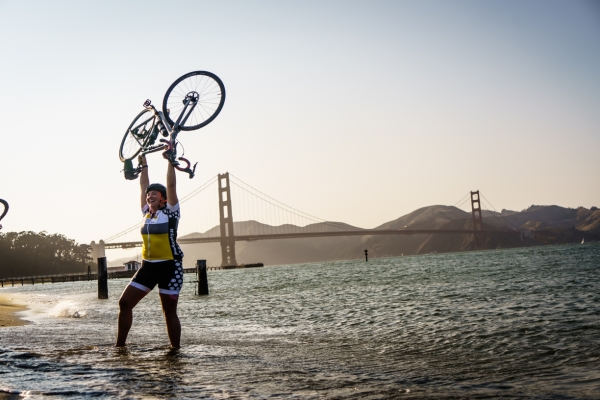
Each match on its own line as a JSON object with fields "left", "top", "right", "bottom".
{"left": 159, "top": 293, "right": 181, "bottom": 348}
{"left": 116, "top": 285, "right": 148, "bottom": 347}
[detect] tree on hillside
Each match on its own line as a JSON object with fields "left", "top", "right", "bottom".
{"left": 0, "top": 231, "right": 91, "bottom": 278}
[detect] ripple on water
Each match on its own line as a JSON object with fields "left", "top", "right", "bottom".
{"left": 0, "top": 243, "right": 599, "bottom": 398}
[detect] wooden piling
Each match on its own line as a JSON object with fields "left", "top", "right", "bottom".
{"left": 98, "top": 257, "right": 108, "bottom": 299}
{"left": 197, "top": 260, "right": 209, "bottom": 295}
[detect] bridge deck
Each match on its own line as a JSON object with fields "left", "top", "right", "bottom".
{"left": 105, "top": 229, "right": 519, "bottom": 249}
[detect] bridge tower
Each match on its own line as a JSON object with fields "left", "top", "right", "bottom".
{"left": 471, "top": 190, "right": 484, "bottom": 249}
{"left": 89, "top": 240, "right": 106, "bottom": 262}
{"left": 218, "top": 172, "right": 238, "bottom": 267}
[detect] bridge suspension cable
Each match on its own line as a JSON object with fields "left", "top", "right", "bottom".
{"left": 479, "top": 194, "right": 518, "bottom": 231}
{"left": 103, "top": 173, "right": 517, "bottom": 251}
{"left": 403, "top": 192, "right": 471, "bottom": 229}
{"left": 228, "top": 173, "right": 360, "bottom": 235}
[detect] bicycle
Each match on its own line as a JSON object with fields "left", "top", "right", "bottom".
{"left": 119, "top": 71, "right": 226, "bottom": 180}
{"left": 0, "top": 199, "right": 8, "bottom": 230}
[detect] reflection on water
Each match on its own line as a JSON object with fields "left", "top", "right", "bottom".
{"left": 1, "top": 243, "right": 599, "bottom": 399}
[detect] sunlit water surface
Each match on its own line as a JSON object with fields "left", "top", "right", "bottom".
{"left": 1, "top": 243, "right": 599, "bottom": 399}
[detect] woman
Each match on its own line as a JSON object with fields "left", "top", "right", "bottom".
{"left": 116, "top": 154, "right": 184, "bottom": 348}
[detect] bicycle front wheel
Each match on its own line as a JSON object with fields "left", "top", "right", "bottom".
{"left": 162, "top": 71, "right": 226, "bottom": 131}
{"left": 119, "top": 109, "right": 156, "bottom": 161}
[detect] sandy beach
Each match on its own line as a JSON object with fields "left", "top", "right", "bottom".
{"left": 0, "top": 294, "right": 27, "bottom": 328}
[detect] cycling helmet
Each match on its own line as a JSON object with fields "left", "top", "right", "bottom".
{"left": 146, "top": 183, "right": 167, "bottom": 199}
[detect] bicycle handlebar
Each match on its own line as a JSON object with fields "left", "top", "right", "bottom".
{"left": 160, "top": 139, "right": 196, "bottom": 179}
{"left": 174, "top": 157, "right": 197, "bottom": 179}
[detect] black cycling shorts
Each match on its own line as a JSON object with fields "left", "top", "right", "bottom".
{"left": 129, "top": 260, "right": 184, "bottom": 295}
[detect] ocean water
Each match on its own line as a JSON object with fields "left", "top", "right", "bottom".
{"left": 1, "top": 243, "right": 599, "bottom": 399}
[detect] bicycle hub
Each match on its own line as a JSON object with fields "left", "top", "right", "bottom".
{"left": 184, "top": 91, "right": 199, "bottom": 104}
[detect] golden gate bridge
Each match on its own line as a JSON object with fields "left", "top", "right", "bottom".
{"left": 94, "top": 173, "right": 520, "bottom": 266}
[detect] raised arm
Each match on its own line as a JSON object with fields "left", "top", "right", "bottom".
{"left": 139, "top": 155, "right": 149, "bottom": 209}
{"left": 166, "top": 161, "right": 179, "bottom": 206}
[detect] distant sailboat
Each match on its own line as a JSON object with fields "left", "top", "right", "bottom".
{"left": 581, "top": 238, "right": 585, "bottom": 244}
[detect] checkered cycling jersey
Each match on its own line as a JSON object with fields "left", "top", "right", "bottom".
{"left": 140, "top": 203, "right": 184, "bottom": 262}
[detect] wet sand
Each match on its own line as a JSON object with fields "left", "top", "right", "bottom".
{"left": 0, "top": 294, "right": 27, "bottom": 327}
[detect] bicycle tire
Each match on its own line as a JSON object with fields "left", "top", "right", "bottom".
{"left": 162, "top": 71, "right": 225, "bottom": 131}
{"left": 0, "top": 199, "right": 8, "bottom": 222}
{"left": 119, "top": 109, "right": 156, "bottom": 161}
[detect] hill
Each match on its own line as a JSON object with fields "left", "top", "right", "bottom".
{"left": 111, "top": 204, "right": 600, "bottom": 268}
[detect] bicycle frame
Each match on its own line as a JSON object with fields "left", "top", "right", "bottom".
{"left": 124, "top": 98, "right": 198, "bottom": 180}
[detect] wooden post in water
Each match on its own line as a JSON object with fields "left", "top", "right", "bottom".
{"left": 98, "top": 257, "right": 108, "bottom": 299}
{"left": 197, "top": 260, "right": 209, "bottom": 295}
{"left": 365, "top": 249, "right": 368, "bottom": 262}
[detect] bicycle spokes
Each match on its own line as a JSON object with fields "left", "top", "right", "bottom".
{"left": 162, "top": 71, "right": 225, "bottom": 131}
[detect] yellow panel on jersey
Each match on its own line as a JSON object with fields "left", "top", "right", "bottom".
{"left": 142, "top": 233, "right": 173, "bottom": 261}
{"left": 140, "top": 203, "right": 183, "bottom": 261}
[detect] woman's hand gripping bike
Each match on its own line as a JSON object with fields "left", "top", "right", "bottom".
{"left": 0, "top": 199, "right": 8, "bottom": 230}
{"left": 119, "top": 71, "right": 226, "bottom": 179}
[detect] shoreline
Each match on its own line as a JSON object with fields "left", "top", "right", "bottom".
{"left": 0, "top": 294, "right": 28, "bottom": 328}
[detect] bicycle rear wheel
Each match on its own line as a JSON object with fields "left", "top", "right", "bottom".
{"left": 162, "top": 71, "right": 225, "bottom": 131}
{"left": 0, "top": 199, "right": 8, "bottom": 222}
{"left": 119, "top": 109, "right": 156, "bottom": 161}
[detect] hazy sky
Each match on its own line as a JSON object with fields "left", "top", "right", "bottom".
{"left": 1, "top": 0, "right": 599, "bottom": 249}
